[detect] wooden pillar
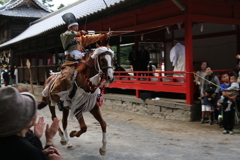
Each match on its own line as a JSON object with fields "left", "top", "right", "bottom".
{"left": 117, "top": 43, "right": 120, "bottom": 65}
{"left": 136, "top": 89, "right": 140, "bottom": 98}
{"left": 36, "top": 40, "right": 40, "bottom": 85}
{"left": 184, "top": 15, "right": 194, "bottom": 105}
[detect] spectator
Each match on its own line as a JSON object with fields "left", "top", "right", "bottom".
{"left": 201, "top": 67, "right": 220, "bottom": 123}
{"left": 14, "top": 65, "right": 18, "bottom": 85}
{"left": 147, "top": 61, "right": 156, "bottom": 76}
{"left": 217, "top": 75, "right": 239, "bottom": 112}
{"left": 195, "top": 61, "right": 208, "bottom": 94}
{"left": 0, "top": 66, "right": 2, "bottom": 87}
{"left": 219, "top": 73, "right": 237, "bottom": 134}
{"left": 234, "top": 61, "right": 240, "bottom": 76}
{"left": 3, "top": 68, "right": 9, "bottom": 86}
{"left": 114, "top": 63, "right": 128, "bottom": 77}
{"left": 199, "top": 88, "right": 215, "bottom": 125}
{"left": 128, "top": 45, "right": 138, "bottom": 73}
{"left": 0, "top": 87, "right": 62, "bottom": 159}
{"left": 7, "top": 65, "right": 14, "bottom": 85}
{"left": 138, "top": 45, "right": 150, "bottom": 76}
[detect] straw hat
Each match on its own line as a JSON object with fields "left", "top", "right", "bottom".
{"left": 0, "top": 87, "right": 37, "bottom": 137}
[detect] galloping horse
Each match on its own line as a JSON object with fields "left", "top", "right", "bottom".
{"left": 38, "top": 47, "right": 114, "bottom": 155}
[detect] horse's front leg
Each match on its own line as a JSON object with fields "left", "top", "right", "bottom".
{"left": 70, "top": 112, "right": 87, "bottom": 138}
{"left": 47, "top": 96, "right": 66, "bottom": 146}
{"left": 90, "top": 105, "right": 107, "bottom": 156}
{"left": 60, "top": 107, "right": 73, "bottom": 149}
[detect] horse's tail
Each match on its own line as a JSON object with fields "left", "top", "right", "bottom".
{"left": 38, "top": 97, "right": 48, "bottom": 110}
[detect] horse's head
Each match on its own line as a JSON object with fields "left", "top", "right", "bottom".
{"left": 91, "top": 47, "right": 114, "bottom": 84}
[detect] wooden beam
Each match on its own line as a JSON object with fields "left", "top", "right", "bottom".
{"left": 189, "top": 14, "right": 240, "bottom": 25}
{"left": 112, "top": 15, "right": 186, "bottom": 32}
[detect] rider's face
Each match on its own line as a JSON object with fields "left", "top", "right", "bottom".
{"left": 69, "top": 25, "right": 79, "bottom": 32}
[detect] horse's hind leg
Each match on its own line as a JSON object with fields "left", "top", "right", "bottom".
{"left": 70, "top": 112, "right": 87, "bottom": 138}
{"left": 90, "top": 106, "right": 107, "bottom": 156}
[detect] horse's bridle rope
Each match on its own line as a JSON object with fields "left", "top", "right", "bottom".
{"left": 80, "top": 53, "right": 113, "bottom": 92}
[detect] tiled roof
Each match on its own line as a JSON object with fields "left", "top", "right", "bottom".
{"left": 0, "top": 0, "right": 51, "bottom": 13}
{"left": 0, "top": 0, "right": 124, "bottom": 48}
{"left": 0, "top": 6, "right": 51, "bottom": 18}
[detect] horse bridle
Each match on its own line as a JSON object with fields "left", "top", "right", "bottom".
{"left": 95, "top": 53, "right": 113, "bottom": 79}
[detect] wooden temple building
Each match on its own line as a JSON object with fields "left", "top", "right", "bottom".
{"left": 0, "top": 0, "right": 51, "bottom": 65}
{"left": 0, "top": 0, "right": 240, "bottom": 105}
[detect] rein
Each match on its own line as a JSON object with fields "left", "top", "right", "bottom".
{"left": 95, "top": 53, "right": 113, "bottom": 79}
{"left": 78, "top": 53, "right": 113, "bottom": 92}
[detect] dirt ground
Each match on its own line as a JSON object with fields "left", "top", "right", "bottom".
{"left": 37, "top": 105, "right": 240, "bottom": 160}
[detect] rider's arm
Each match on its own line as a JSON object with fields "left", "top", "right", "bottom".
{"left": 77, "top": 34, "right": 107, "bottom": 47}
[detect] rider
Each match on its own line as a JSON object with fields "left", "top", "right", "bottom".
{"left": 51, "top": 12, "right": 111, "bottom": 108}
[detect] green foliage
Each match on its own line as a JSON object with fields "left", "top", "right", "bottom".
{"left": 41, "top": 0, "right": 54, "bottom": 8}
{"left": 57, "top": 3, "right": 65, "bottom": 10}
{"left": 110, "top": 45, "right": 131, "bottom": 69}
{"left": 0, "top": 0, "right": 9, "bottom": 5}
{"left": 120, "top": 46, "right": 131, "bottom": 66}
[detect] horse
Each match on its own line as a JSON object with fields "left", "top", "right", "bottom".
{"left": 38, "top": 47, "right": 114, "bottom": 155}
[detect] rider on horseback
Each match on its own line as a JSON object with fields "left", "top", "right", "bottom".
{"left": 51, "top": 12, "right": 111, "bottom": 108}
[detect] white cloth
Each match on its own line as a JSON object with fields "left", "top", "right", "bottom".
{"left": 148, "top": 65, "right": 156, "bottom": 71}
{"left": 91, "top": 47, "right": 114, "bottom": 59}
{"left": 227, "top": 82, "right": 239, "bottom": 91}
{"left": 14, "top": 68, "right": 18, "bottom": 84}
{"left": 65, "top": 50, "right": 85, "bottom": 60}
{"left": 70, "top": 87, "right": 100, "bottom": 119}
{"left": 147, "top": 64, "right": 156, "bottom": 76}
{"left": 202, "top": 105, "right": 211, "bottom": 111}
{"left": 170, "top": 43, "right": 185, "bottom": 79}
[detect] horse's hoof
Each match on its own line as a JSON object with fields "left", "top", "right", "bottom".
{"left": 99, "top": 148, "right": 106, "bottom": 156}
{"left": 67, "top": 146, "right": 74, "bottom": 150}
{"left": 67, "top": 142, "right": 73, "bottom": 150}
{"left": 60, "top": 141, "right": 67, "bottom": 145}
{"left": 70, "top": 130, "right": 76, "bottom": 138}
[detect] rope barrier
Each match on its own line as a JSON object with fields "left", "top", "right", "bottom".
{"left": 185, "top": 71, "right": 240, "bottom": 91}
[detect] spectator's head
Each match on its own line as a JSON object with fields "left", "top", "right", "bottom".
{"left": 139, "top": 45, "right": 145, "bottom": 50}
{"left": 205, "top": 66, "right": 213, "bottom": 76}
{"left": 173, "top": 39, "right": 179, "bottom": 45}
{"left": 205, "top": 88, "right": 214, "bottom": 96}
{"left": 230, "top": 75, "right": 237, "bottom": 83}
{"left": 220, "top": 72, "right": 229, "bottom": 83}
{"left": 131, "top": 44, "right": 136, "bottom": 50}
{"left": 0, "top": 87, "right": 37, "bottom": 137}
{"left": 200, "top": 61, "right": 208, "bottom": 70}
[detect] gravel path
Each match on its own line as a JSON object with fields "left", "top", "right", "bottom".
{"left": 37, "top": 106, "right": 240, "bottom": 160}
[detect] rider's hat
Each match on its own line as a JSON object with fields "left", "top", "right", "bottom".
{"left": 62, "top": 12, "right": 78, "bottom": 28}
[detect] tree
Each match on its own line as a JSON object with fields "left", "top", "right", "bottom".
{"left": 41, "top": 0, "right": 54, "bottom": 8}
{"left": 57, "top": 3, "right": 65, "bottom": 10}
{"left": 0, "top": 0, "right": 9, "bottom": 5}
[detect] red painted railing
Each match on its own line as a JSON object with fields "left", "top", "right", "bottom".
{"left": 106, "top": 69, "right": 234, "bottom": 104}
